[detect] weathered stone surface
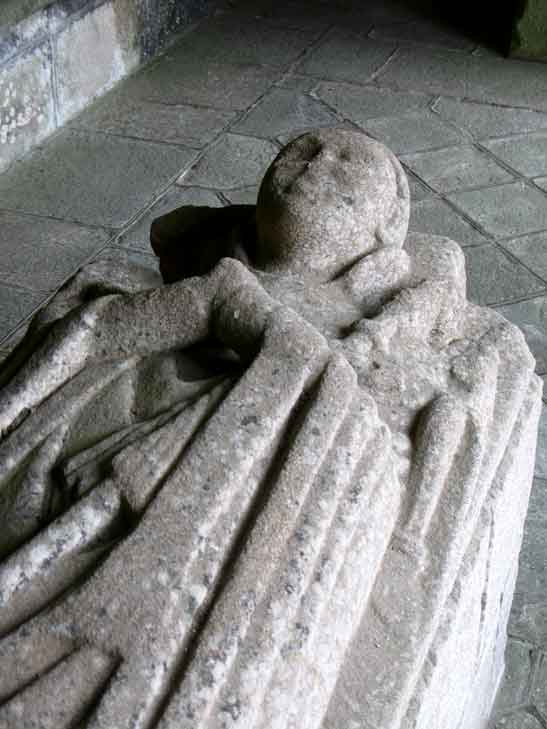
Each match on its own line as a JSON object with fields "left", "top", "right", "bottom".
{"left": 0, "top": 130, "right": 541, "bottom": 729}
{"left": 0, "top": 129, "right": 196, "bottom": 227}
{"left": 362, "top": 110, "right": 462, "bottom": 154}
{"left": 53, "top": 1, "right": 140, "bottom": 122}
{"left": 484, "top": 134, "right": 547, "bottom": 178}
{"left": 464, "top": 245, "right": 546, "bottom": 306}
{"left": 449, "top": 182, "right": 547, "bottom": 239}
{"left": 72, "top": 91, "right": 237, "bottom": 148}
{"left": 410, "top": 198, "right": 489, "bottom": 247}
{"left": 495, "top": 297, "right": 547, "bottom": 374}
{"left": 0, "top": 43, "right": 56, "bottom": 171}
{"left": 500, "top": 233, "right": 547, "bottom": 283}
{"left": 180, "top": 133, "right": 278, "bottom": 190}
{"left": 0, "top": 284, "right": 45, "bottom": 340}
{"left": 433, "top": 97, "right": 547, "bottom": 140}
{"left": 401, "top": 145, "right": 513, "bottom": 194}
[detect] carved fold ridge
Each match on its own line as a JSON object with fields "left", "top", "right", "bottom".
{"left": 0, "top": 130, "right": 542, "bottom": 729}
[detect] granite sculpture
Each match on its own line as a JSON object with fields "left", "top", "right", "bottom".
{"left": 0, "top": 129, "right": 542, "bottom": 729}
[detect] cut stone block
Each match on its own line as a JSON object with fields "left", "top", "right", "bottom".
{"left": 72, "top": 92, "right": 237, "bottom": 149}
{"left": 296, "top": 30, "right": 396, "bottom": 83}
{"left": 53, "top": 0, "right": 140, "bottom": 123}
{"left": 0, "top": 43, "right": 55, "bottom": 171}
{"left": 0, "top": 284, "right": 45, "bottom": 339}
{"left": 433, "top": 97, "right": 547, "bottom": 140}
{"left": 0, "top": 211, "right": 110, "bottom": 291}
{"left": 500, "top": 232, "right": 547, "bottom": 282}
{"left": 410, "top": 199, "right": 488, "bottom": 247}
{"left": 377, "top": 46, "right": 547, "bottom": 112}
{"left": 449, "top": 182, "right": 547, "bottom": 238}
{"left": 401, "top": 145, "right": 513, "bottom": 193}
{"left": 0, "top": 130, "right": 541, "bottom": 729}
{"left": 361, "top": 110, "right": 462, "bottom": 154}
{"left": 495, "top": 297, "right": 547, "bottom": 374}
{"left": 180, "top": 134, "right": 278, "bottom": 189}
{"left": 0, "top": 129, "right": 196, "bottom": 228}
{"left": 233, "top": 87, "right": 339, "bottom": 141}
{"left": 314, "top": 82, "right": 431, "bottom": 124}
{"left": 464, "top": 245, "right": 545, "bottom": 306}
{"left": 484, "top": 134, "right": 547, "bottom": 178}
{"left": 117, "top": 186, "right": 223, "bottom": 253}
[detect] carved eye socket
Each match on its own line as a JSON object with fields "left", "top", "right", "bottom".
{"left": 339, "top": 149, "right": 351, "bottom": 161}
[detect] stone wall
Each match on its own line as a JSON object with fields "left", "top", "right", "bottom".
{"left": 0, "top": 0, "right": 215, "bottom": 173}
{"left": 511, "top": 0, "right": 547, "bottom": 60}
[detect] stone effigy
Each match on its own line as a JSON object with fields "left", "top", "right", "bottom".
{"left": 0, "top": 129, "right": 542, "bottom": 729}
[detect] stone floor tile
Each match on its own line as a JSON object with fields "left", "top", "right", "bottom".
{"left": 0, "top": 129, "right": 196, "bottom": 228}
{"left": 0, "top": 284, "right": 45, "bottom": 341}
{"left": 230, "top": 2, "right": 336, "bottom": 32}
{"left": 0, "top": 211, "right": 111, "bottom": 291}
{"left": 509, "top": 595, "right": 547, "bottom": 650}
{"left": 116, "top": 186, "right": 223, "bottom": 253}
{"left": 495, "top": 297, "right": 547, "bottom": 374}
{"left": 464, "top": 245, "right": 545, "bottom": 306}
{"left": 484, "top": 135, "right": 547, "bottom": 178}
{"left": 377, "top": 46, "right": 547, "bottom": 112}
{"left": 492, "top": 639, "right": 536, "bottom": 712}
{"left": 369, "top": 18, "right": 475, "bottom": 51}
{"left": 295, "top": 29, "right": 396, "bottom": 83}
{"left": 180, "top": 134, "right": 278, "bottom": 190}
{"left": 275, "top": 74, "right": 319, "bottom": 92}
{"left": 500, "top": 233, "right": 547, "bottom": 283}
{"left": 361, "top": 110, "right": 462, "bottom": 154}
{"left": 536, "top": 178, "right": 547, "bottom": 194}
{"left": 222, "top": 187, "right": 259, "bottom": 205}
{"left": 532, "top": 653, "right": 547, "bottom": 720}
{"left": 123, "top": 57, "right": 280, "bottom": 111}
{"left": 233, "top": 87, "right": 340, "bottom": 140}
{"left": 171, "top": 15, "right": 318, "bottom": 68}
{"left": 543, "top": 375, "right": 547, "bottom": 402}
{"left": 409, "top": 199, "right": 488, "bottom": 247}
{"left": 93, "top": 246, "right": 162, "bottom": 285}
{"left": 313, "top": 82, "right": 431, "bottom": 125}
{"left": 433, "top": 98, "right": 547, "bottom": 140}
{"left": 449, "top": 182, "right": 547, "bottom": 239}
{"left": 71, "top": 92, "right": 237, "bottom": 149}
{"left": 493, "top": 709, "right": 544, "bottom": 729}
{"left": 405, "top": 173, "right": 432, "bottom": 202}
{"left": 535, "top": 407, "right": 547, "bottom": 480}
{"left": 401, "top": 145, "right": 513, "bottom": 193}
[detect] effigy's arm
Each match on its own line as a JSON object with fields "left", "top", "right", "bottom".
{"left": 0, "top": 258, "right": 273, "bottom": 439}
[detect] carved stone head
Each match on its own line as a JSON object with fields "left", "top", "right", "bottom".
{"left": 256, "top": 129, "right": 410, "bottom": 278}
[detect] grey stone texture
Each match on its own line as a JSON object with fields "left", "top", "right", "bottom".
{"left": 484, "top": 134, "right": 547, "bottom": 179}
{"left": 295, "top": 30, "right": 396, "bottom": 83}
{"left": 0, "top": 0, "right": 216, "bottom": 172}
{"left": 71, "top": 90, "right": 237, "bottom": 148}
{"left": 464, "top": 245, "right": 546, "bottom": 306}
{"left": 314, "top": 82, "right": 432, "bottom": 124}
{"left": 0, "top": 130, "right": 542, "bottom": 729}
{"left": 0, "top": 44, "right": 56, "bottom": 171}
{"left": 0, "top": 129, "right": 196, "bottom": 227}
{"left": 0, "top": 284, "right": 45, "bottom": 340}
{"left": 433, "top": 97, "right": 547, "bottom": 140}
{"left": 117, "top": 186, "right": 222, "bottom": 252}
{"left": 500, "top": 233, "right": 547, "bottom": 283}
{"left": 449, "top": 182, "right": 547, "bottom": 239}
{"left": 1, "top": 0, "right": 547, "bottom": 725}
{"left": 410, "top": 199, "right": 489, "bottom": 248}
{"left": 401, "top": 146, "right": 513, "bottom": 194}
{"left": 377, "top": 46, "right": 547, "bottom": 112}
{"left": 233, "top": 87, "right": 340, "bottom": 142}
{"left": 361, "top": 110, "right": 462, "bottom": 154}
{"left": 496, "top": 297, "right": 547, "bottom": 374}
{"left": 0, "top": 211, "right": 111, "bottom": 291}
{"left": 180, "top": 134, "right": 278, "bottom": 190}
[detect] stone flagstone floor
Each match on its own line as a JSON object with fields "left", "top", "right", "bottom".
{"left": 0, "top": 0, "right": 546, "bottom": 724}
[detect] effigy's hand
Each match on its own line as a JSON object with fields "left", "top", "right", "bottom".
{"left": 0, "top": 258, "right": 280, "bottom": 440}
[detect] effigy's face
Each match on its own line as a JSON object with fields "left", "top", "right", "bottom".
{"left": 256, "top": 129, "right": 409, "bottom": 278}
